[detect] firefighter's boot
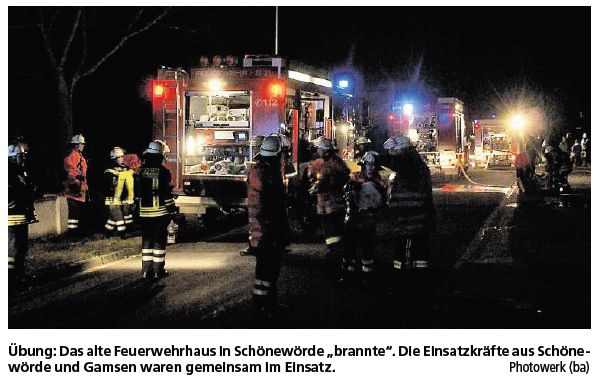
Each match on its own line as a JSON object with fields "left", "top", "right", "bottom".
{"left": 141, "top": 248, "right": 154, "bottom": 280}
{"left": 153, "top": 249, "right": 169, "bottom": 279}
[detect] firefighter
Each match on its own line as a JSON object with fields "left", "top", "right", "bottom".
{"left": 384, "top": 133, "right": 435, "bottom": 275}
{"left": 342, "top": 151, "right": 386, "bottom": 287}
{"left": 308, "top": 137, "right": 351, "bottom": 259}
{"left": 136, "top": 141, "right": 177, "bottom": 280}
{"left": 247, "top": 136, "right": 288, "bottom": 315}
{"left": 240, "top": 135, "right": 267, "bottom": 257}
{"left": 63, "top": 134, "right": 88, "bottom": 233}
{"left": 8, "top": 143, "right": 38, "bottom": 290}
{"left": 354, "top": 136, "right": 371, "bottom": 162}
{"left": 103, "top": 147, "right": 134, "bottom": 238}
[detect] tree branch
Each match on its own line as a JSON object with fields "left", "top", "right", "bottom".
{"left": 124, "top": 9, "right": 143, "bottom": 35}
{"left": 79, "top": 8, "right": 168, "bottom": 80}
{"left": 71, "top": 13, "right": 88, "bottom": 93}
{"left": 38, "top": 10, "right": 58, "bottom": 70}
{"left": 59, "top": 8, "right": 82, "bottom": 68}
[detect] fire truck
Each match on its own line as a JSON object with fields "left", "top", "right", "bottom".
{"left": 149, "top": 55, "right": 334, "bottom": 217}
{"left": 472, "top": 118, "right": 521, "bottom": 168}
{"left": 388, "top": 97, "right": 469, "bottom": 173}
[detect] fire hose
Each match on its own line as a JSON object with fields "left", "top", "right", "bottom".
{"left": 455, "top": 159, "right": 511, "bottom": 189}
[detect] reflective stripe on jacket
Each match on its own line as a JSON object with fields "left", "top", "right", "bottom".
{"left": 8, "top": 162, "right": 37, "bottom": 226}
{"left": 104, "top": 166, "right": 134, "bottom": 205}
{"left": 387, "top": 166, "right": 435, "bottom": 236}
{"left": 135, "top": 166, "right": 176, "bottom": 218}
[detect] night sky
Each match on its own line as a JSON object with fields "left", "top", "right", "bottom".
{"left": 8, "top": 6, "right": 590, "bottom": 190}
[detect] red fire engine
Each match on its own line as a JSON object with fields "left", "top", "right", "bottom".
{"left": 472, "top": 118, "right": 522, "bottom": 168}
{"left": 388, "top": 97, "right": 469, "bottom": 173}
{"left": 149, "top": 55, "right": 334, "bottom": 217}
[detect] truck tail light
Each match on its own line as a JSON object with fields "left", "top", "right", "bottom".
{"left": 269, "top": 80, "right": 285, "bottom": 98}
{"left": 154, "top": 84, "right": 164, "bottom": 98}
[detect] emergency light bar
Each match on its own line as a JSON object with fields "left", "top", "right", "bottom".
{"left": 288, "top": 70, "right": 332, "bottom": 88}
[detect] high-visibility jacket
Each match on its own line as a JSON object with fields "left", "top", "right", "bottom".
{"left": 247, "top": 160, "right": 287, "bottom": 249}
{"left": 135, "top": 165, "right": 176, "bottom": 218}
{"left": 8, "top": 162, "right": 37, "bottom": 226}
{"left": 387, "top": 162, "right": 435, "bottom": 236}
{"left": 309, "top": 155, "right": 350, "bottom": 215}
{"left": 63, "top": 149, "right": 88, "bottom": 202}
{"left": 104, "top": 165, "right": 134, "bottom": 205}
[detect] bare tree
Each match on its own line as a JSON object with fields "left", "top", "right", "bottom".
{"left": 36, "top": 7, "right": 168, "bottom": 143}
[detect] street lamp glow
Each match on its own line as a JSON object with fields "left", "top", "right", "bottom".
{"left": 510, "top": 115, "right": 525, "bottom": 131}
{"left": 403, "top": 103, "right": 414, "bottom": 116}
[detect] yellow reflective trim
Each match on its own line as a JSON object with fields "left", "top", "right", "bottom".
{"left": 325, "top": 236, "right": 342, "bottom": 245}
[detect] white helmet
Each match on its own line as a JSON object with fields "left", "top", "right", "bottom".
{"left": 154, "top": 139, "right": 170, "bottom": 153}
{"left": 71, "top": 134, "right": 86, "bottom": 144}
{"left": 144, "top": 141, "right": 165, "bottom": 155}
{"left": 312, "top": 136, "right": 332, "bottom": 150}
{"left": 360, "top": 150, "right": 380, "bottom": 165}
{"left": 355, "top": 136, "right": 371, "bottom": 145}
{"left": 270, "top": 133, "right": 292, "bottom": 149}
{"left": 258, "top": 136, "right": 281, "bottom": 157}
{"left": 110, "top": 146, "right": 125, "bottom": 159}
{"left": 8, "top": 144, "right": 25, "bottom": 157}
{"left": 383, "top": 133, "right": 412, "bottom": 153}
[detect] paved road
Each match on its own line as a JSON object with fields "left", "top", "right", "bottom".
{"left": 9, "top": 169, "right": 519, "bottom": 329}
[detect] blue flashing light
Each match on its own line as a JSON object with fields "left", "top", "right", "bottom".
{"left": 338, "top": 80, "right": 349, "bottom": 89}
{"left": 403, "top": 103, "right": 414, "bottom": 116}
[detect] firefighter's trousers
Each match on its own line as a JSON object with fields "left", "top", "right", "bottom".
{"left": 320, "top": 210, "right": 345, "bottom": 255}
{"left": 122, "top": 204, "right": 134, "bottom": 226}
{"left": 67, "top": 198, "right": 85, "bottom": 231}
{"left": 393, "top": 234, "right": 430, "bottom": 270}
{"left": 8, "top": 224, "right": 28, "bottom": 278}
{"left": 140, "top": 216, "right": 169, "bottom": 277}
{"left": 343, "top": 221, "right": 376, "bottom": 279}
{"left": 253, "top": 245, "right": 283, "bottom": 309}
{"left": 105, "top": 205, "right": 126, "bottom": 235}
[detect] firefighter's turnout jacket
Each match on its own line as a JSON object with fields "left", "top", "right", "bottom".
{"left": 345, "top": 172, "right": 386, "bottom": 227}
{"left": 386, "top": 164, "right": 434, "bottom": 236}
{"left": 343, "top": 171, "right": 386, "bottom": 277}
{"left": 104, "top": 165, "right": 134, "bottom": 205}
{"left": 135, "top": 165, "right": 176, "bottom": 218}
{"left": 309, "top": 156, "right": 350, "bottom": 215}
{"left": 8, "top": 162, "right": 37, "bottom": 227}
{"left": 103, "top": 164, "right": 135, "bottom": 232}
{"left": 247, "top": 160, "right": 287, "bottom": 249}
{"left": 63, "top": 149, "right": 88, "bottom": 202}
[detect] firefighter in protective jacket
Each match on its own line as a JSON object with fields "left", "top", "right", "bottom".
{"left": 135, "top": 141, "right": 177, "bottom": 279}
{"left": 103, "top": 147, "right": 134, "bottom": 237}
{"left": 308, "top": 137, "right": 350, "bottom": 257}
{"left": 247, "top": 136, "right": 288, "bottom": 314}
{"left": 384, "top": 134, "right": 435, "bottom": 272}
{"left": 63, "top": 134, "right": 88, "bottom": 232}
{"left": 8, "top": 143, "right": 38, "bottom": 289}
{"left": 342, "top": 151, "right": 386, "bottom": 286}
